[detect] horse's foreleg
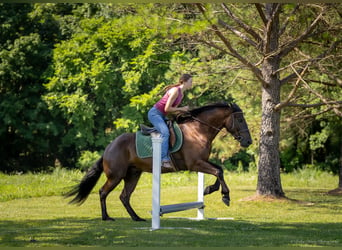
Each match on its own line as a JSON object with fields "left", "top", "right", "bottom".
{"left": 210, "top": 161, "right": 230, "bottom": 206}
{"left": 120, "top": 167, "right": 145, "bottom": 222}
{"left": 196, "top": 160, "right": 230, "bottom": 206}
{"left": 204, "top": 178, "right": 220, "bottom": 195}
{"left": 99, "top": 178, "right": 122, "bottom": 221}
{"left": 217, "top": 169, "right": 230, "bottom": 206}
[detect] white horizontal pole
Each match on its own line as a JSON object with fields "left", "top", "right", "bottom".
{"left": 160, "top": 201, "right": 204, "bottom": 215}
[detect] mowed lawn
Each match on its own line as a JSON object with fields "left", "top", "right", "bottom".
{"left": 0, "top": 168, "right": 341, "bottom": 247}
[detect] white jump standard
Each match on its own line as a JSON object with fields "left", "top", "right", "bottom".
{"left": 151, "top": 133, "right": 205, "bottom": 230}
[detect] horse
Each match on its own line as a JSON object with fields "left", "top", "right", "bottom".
{"left": 66, "top": 102, "right": 252, "bottom": 221}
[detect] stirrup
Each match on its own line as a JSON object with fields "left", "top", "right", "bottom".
{"left": 140, "top": 124, "right": 158, "bottom": 135}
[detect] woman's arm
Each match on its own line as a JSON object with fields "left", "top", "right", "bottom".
{"left": 164, "top": 88, "right": 188, "bottom": 113}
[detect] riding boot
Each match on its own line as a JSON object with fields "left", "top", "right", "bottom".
{"left": 162, "top": 160, "right": 176, "bottom": 171}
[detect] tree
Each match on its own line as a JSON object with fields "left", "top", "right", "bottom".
{"left": 0, "top": 4, "right": 61, "bottom": 172}
{"left": 0, "top": 3, "right": 110, "bottom": 171}
{"left": 2, "top": 2, "right": 340, "bottom": 178}
{"left": 44, "top": 4, "right": 179, "bottom": 167}
{"left": 196, "top": 3, "right": 341, "bottom": 198}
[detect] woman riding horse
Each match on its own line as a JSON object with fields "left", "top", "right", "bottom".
{"left": 66, "top": 102, "right": 252, "bottom": 221}
{"left": 148, "top": 73, "right": 193, "bottom": 170}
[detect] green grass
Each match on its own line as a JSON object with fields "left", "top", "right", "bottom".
{"left": 0, "top": 168, "right": 341, "bottom": 247}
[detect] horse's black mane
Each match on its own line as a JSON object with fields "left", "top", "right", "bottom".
{"left": 174, "top": 102, "right": 242, "bottom": 123}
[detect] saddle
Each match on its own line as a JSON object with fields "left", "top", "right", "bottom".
{"left": 140, "top": 120, "right": 177, "bottom": 148}
{"left": 135, "top": 121, "right": 183, "bottom": 159}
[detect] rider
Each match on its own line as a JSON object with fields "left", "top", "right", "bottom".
{"left": 148, "top": 73, "right": 193, "bottom": 169}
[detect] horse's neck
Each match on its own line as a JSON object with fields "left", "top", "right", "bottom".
{"left": 199, "top": 110, "right": 227, "bottom": 127}
{"left": 193, "top": 111, "right": 227, "bottom": 141}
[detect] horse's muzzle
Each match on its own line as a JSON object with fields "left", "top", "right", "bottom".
{"left": 238, "top": 136, "right": 252, "bottom": 148}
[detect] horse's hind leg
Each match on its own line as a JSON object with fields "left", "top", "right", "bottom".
{"left": 120, "top": 167, "right": 145, "bottom": 221}
{"left": 99, "top": 177, "right": 122, "bottom": 221}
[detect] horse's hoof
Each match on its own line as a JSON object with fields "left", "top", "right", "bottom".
{"left": 133, "top": 217, "right": 146, "bottom": 222}
{"left": 222, "top": 197, "right": 230, "bottom": 206}
{"left": 102, "top": 217, "right": 115, "bottom": 221}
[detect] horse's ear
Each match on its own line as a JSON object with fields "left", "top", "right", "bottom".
{"left": 231, "top": 103, "right": 242, "bottom": 112}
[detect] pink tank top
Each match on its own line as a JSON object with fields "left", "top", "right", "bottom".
{"left": 154, "top": 86, "right": 183, "bottom": 115}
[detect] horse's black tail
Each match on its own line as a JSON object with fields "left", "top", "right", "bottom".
{"left": 65, "top": 156, "right": 104, "bottom": 205}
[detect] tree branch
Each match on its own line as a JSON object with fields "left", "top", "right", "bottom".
{"left": 283, "top": 105, "right": 338, "bottom": 122}
{"left": 306, "top": 78, "right": 342, "bottom": 88}
{"left": 273, "top": 58, "right": 309, "bottom": 75}
{"left": 255, "top": 3, "right": 267, "bottom": 25}
{"left": 221, "top": 3, "right": 263, "bottom": 44}
{"left": 278, "top": 8, "right": 325, "bottom": 58}
{"left": 196, "top": 3, "right": 266, "bottom": 86}
{"left": 280, "top": 39, "right": 341, "bottom": 85}
{"left": 217, "top": 19, "right": 259, "bottom": 48}
{"left": 291, "top": 63, "right": 342, "bottom": 117}
{"left": 274, "top": 64, "right": 309, "bottom": 111}
{"left": 197, "top": 38, "right": 234, "bottom": 57}
{"left": 264, "top": 4, "right": 282, "bottom": 53}
{"left": 278, "top": 4, "right": 300, "bottom": 36}
{"left": 284, "top": 101, "right": 342, "bottom": 109}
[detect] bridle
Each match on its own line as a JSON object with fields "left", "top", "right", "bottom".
{"left": 190, "top": 111, "right": 250, "bottom": 142}
{"left": 190, "top": 116, "right": 221, "bottom": 132}
{"left": 229, "top": 112, "right": 250, "bottom": 142}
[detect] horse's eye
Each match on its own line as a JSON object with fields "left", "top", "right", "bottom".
{"left": 238, "top": 118, "right": 243, "bottom": 123}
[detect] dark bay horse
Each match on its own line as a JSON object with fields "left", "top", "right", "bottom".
{"left": 66, "top": 102, "right": 252, "bottom": 221}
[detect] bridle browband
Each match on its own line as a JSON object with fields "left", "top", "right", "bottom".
{"left": 190, "top": 111, "right": 250, "bottom": 142}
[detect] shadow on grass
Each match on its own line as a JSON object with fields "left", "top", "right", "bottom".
{"left": 0, "top": 217, "right": 341, "bottom": 247}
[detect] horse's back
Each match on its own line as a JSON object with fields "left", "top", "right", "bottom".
{"left": 104, "top": 132, "right": 135, "bottom": 160}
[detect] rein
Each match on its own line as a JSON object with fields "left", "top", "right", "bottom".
{"left": 191, "top": 116, "right": 221, "bottom": 132}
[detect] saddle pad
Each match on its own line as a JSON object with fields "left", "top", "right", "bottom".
{"left": 136, "top": 122, "right": 183, "bottom": 159}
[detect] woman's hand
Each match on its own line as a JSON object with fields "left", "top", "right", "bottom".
{"left": 178, "top": 106, "right": 189, "bottom": 112}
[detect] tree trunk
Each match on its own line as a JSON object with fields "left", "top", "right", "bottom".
{"left": 256, "top": 4, "right": 285, "bottom": 197}
{"left": 327, "top": 133, "right": 342, "bottom": 195}
{"left": 339, "top": 141, "right": 342, "bottom": 189}
{"left": 257, "top": 75, "right": 285, "bottom": 197}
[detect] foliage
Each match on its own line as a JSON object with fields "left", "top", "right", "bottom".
{"left": 280, "top": 117, "right": 341, "bottom": 173}
{"left": 0, "top": 4, "right": 61, "bottom": 172}
{"left": 76, "top": 150, "right": 101, "bottom": 171}
{"left": 43, "top": 6, "right": 185, "bottom": 166}
{"left": 0, "top": 3, "right": 340, "bottom": 175}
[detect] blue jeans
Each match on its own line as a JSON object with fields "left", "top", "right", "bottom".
{"left": 148, "top": 107, "right": 170, "bottom": 162}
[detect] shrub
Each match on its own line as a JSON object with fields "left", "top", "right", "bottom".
{"left": 76, "top": 150, "right": 101, "bottom": 171}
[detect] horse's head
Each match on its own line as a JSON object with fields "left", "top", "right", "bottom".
{"left": 176, "top": 102, "right": 252, "bottom": 147}
{"left": 225, "top": 104, "right": 252, "bottom": 148}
